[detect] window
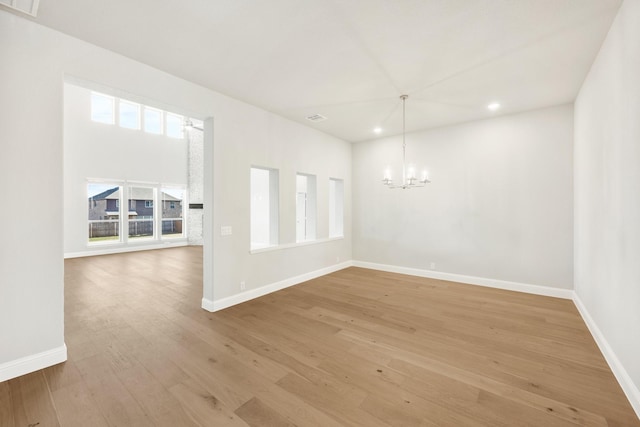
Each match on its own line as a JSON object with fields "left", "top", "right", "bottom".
{"left": 166, "top": 113, "right": 184, "bottom": 139}
{"left": 88, "top": 182, "right": 121, "bottom": 243}
{"left": 144, "top": 107, "right": 163, "bottom": 134}
{"left": 161, "top": 187, "right": 185, "bottom": 238}
{"left": 296, "top": 173, "right": 317, "bottom": 242}
{"left": 129, "top": 186, "right": 155, "bottom": 240}
{"left": 89, "top": 90, "right": 186, "bottom": 138}
{"left": 329, "top": 178, "right": 344, "bottom": 237}
{"left": 119, "top": 100, "right": 140, "bottom": 130}
{"left": 87, "top": 180, "right": 187, "bottom": 245}
{"left": 91, "top": 92, "right": 114, "bottom": 124}
{"left": 250, "top": 167, "right": 279, "bottom": 250}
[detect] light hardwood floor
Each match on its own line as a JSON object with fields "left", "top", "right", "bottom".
{"left": 1, "top": 246, "right": 638, "bottom": 426}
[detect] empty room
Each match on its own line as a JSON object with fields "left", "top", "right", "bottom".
{"left": 1, "top": 0, "right": 639, "bottom": 426}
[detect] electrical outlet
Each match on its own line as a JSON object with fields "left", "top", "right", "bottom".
{"left": 221, "top": 226, "right": 232, "bottom": 236}
{"left": 336, "top": 256, "right": 340, "bottom": 262}
{"left": 430, "top": 262, "right": 436, "bottom": 270}
{"left": 240, "top": 281, "right": 246, "bottom": 291}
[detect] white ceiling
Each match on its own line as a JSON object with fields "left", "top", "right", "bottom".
{"left": 32, "top": 0, "right": 621, "bottom": 142}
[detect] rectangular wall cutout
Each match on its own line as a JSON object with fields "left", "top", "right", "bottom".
{"left": 296, "top": 173, "right": 317, "bottom": 242}
{"left": 251, "top": 166, "right": 279, "bottom": 250}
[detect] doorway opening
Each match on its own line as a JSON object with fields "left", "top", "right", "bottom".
{"left": 63, "top": 79, "right": 212, "bottom": 309}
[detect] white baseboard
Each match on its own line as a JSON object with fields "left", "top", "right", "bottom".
{"left": 352, "top": 260, "right": 574, "bottom": 299}
{"left": 64, "top": 240, "right": 188, "bottom": 258}
{"left": 201, "top": 261, "right": 353, "bottom": 312}
{"left": 201, "top": 297, "right": 216, "bottom": 312}
{"left": 0, "top": 344, "right": 67, "bottom": 383}
{"left": 203, "top": 259, "right": 573, "bottom": 311}
{"left": 573, "top": 294, "right": 640, "bottom": 419}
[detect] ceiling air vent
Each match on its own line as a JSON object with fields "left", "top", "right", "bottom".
{"left": 0, "top": 0, "right": 40, "bottom": 17}
{"left": 306, "top": 114, "right": 327, "bottom": 123}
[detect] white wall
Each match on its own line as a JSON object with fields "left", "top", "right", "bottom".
{"left": 353, "top": 104, "right": 574, "bottom": 290}
{"left": 64, "top": 83, "right": 189, "bottom": 254}
{"left": 0, "top": 10, "right": 351, "bottom": 379}
{"left": 0, "top": 12, "right": 66, "bottom": 379}
{"left": 214, "top": 113, "right": 352, "bottom": 301}
{"left": 574, "top": 0, "right": 640, "bottom": 411}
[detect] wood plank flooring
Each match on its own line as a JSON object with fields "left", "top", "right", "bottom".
{"left": 1, "top": 246, "right": 638, "bottom": 426}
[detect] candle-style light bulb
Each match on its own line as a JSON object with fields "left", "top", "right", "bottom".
{"left": 407, "top": 164, "right": 417, "bottom": 181}
{"left": 383, "top": 167, "right": 392, "bottom": 184}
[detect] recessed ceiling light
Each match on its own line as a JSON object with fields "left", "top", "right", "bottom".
{"left": 373, "top": 127, "right": 382, "bottom": 134}
{"left": 487, "top": 102, "right": 501, "bottom": 111}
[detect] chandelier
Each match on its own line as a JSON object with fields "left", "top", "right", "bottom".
{"left": 382, "top": 95, "right": 430, "bottom": 189}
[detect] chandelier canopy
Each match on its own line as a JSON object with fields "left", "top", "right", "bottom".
{"left": 382, "top": 95, "right": 430, "bottom": 189}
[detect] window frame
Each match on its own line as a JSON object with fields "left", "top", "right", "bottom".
{"left": 127, "top": 185, "right": 157, "bottom": 241}
{"left": 159, "top": 186, "right": 186, "bottom": 239}
{"left": 119, "top": 99, "right": 141, "bottom": 130}
{"left": 166, "top": 112, "right": 184, "bottom": 139}
{"left": 143, "top": 106, "right": 164, "bottom": 135}
{"left": 90, "top": 92, "right": 115, "bottom": 125}
{"left": 87, "top": 180, "right": 123, "bottom": 245}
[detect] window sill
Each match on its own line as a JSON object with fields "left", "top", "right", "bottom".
{"left": 250, "top": 236, "right": 344, "bottom": 254}
{"left": 87, "top": 237, "right": 187, "bottom": 248}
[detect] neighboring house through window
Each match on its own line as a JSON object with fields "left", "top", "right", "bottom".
{"left": 87, "top": 182, "right": 185, "bottom": 244}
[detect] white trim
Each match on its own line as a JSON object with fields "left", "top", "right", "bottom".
{"left": 250, "top": 236, "right": 344, "bottom": 254}
{"left": 352, "top": 260, "right": 574, "bottom": 299}
{"left": 573, "top": 294, "right": 640, "bottom": 419}
{"left": 201, "top": 261, "right": 353, "bottom": 312}
{"left": 0, "top": 344, "right": 67, "bottom": 383}
{"left": 65, "top": 240, "right": 188, "bottom": 258}
{"left": 201, "top": 297, "right": 216, "bottom": 312}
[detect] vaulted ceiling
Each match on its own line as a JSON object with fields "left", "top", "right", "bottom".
{"left": 31, "top": 0, "right": 621, "bottom": 142}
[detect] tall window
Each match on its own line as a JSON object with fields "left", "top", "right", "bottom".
{"left": 128, "top": 186, "right": 156, "bottom": 240}
{"left": 250, "top": 167, "right": 279, "bottom": 250}
{"left": 88, "top": 182, "right": 121, "bottom": 243}
{"left": 119, "top": 100, "right": 140, "bottom": 130}
{"left": 296, "top": 173, "right": 317, "bottom": 242}
{"left": 144, "top": 107, "right": 163, "bottom": 134}
{"left": 91, "top": 92, "right": 114, "bottom": 124}
{"left": 329, "top": 178, "right": 344, "bottom": 237}
{"left": 161, "top": 187, "right": 185, "bottom": 238}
